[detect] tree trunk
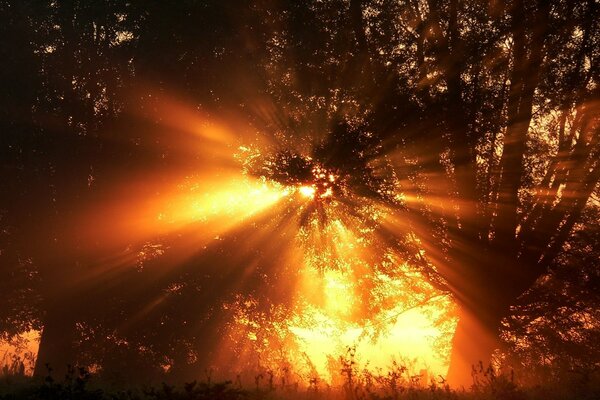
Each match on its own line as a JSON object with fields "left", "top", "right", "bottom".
{"left": 34, "top": 306, "right": 78, "bottom": 380}
{"left": 445, "top": 306, "right": 505, "bottom": 388}
{"left": 444, "top": 249, "right": 541, "bottom": 388}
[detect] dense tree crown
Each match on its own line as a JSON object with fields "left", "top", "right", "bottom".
{"left": 0, "top": 0, "right": 599, "bottom": 388}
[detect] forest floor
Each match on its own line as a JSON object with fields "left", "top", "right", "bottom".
{"left": 1, "top": 372, "right": 600, "bottom": 400}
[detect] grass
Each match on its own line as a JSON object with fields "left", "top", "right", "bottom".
{"left": 1, "top": 349, "right": 599, "bottom": 400}
{"left": 1, "top": 360, "right": 600, "bottom": 400}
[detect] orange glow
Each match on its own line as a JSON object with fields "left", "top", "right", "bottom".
{"left": 0, "top": 330, "right": 40, "bottom": 376}
{"left": 59, "top": 91, "right": 457, "bottom": 386}
{"left": 216, "top": 198, "right": 456, "bottom": 384}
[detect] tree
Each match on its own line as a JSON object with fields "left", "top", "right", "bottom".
{"left": 502, "top": 204, "right": 600, "bottom": 384}
{"left": 243, "top": 0, "right": 600, "bottom": 385}
{"left": 0, "top": 0, "right": 46, "bottom": 347}
{"left": 348, "top": 0, "right": 600, "bottom": 385}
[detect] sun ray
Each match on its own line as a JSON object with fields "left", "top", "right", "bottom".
{"left": 59, "top": 91, "right": 459, "bottom": 385}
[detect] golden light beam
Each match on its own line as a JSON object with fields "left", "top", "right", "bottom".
{"left": 53, "top": 91, "right": 458, "bottom": 386}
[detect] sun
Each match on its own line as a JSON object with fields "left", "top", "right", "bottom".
{"left": 294, "top": 165, "right": 339, "bottom": 201}
{"left": 298, "top": 185, "right": 317, "bottom": 198}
